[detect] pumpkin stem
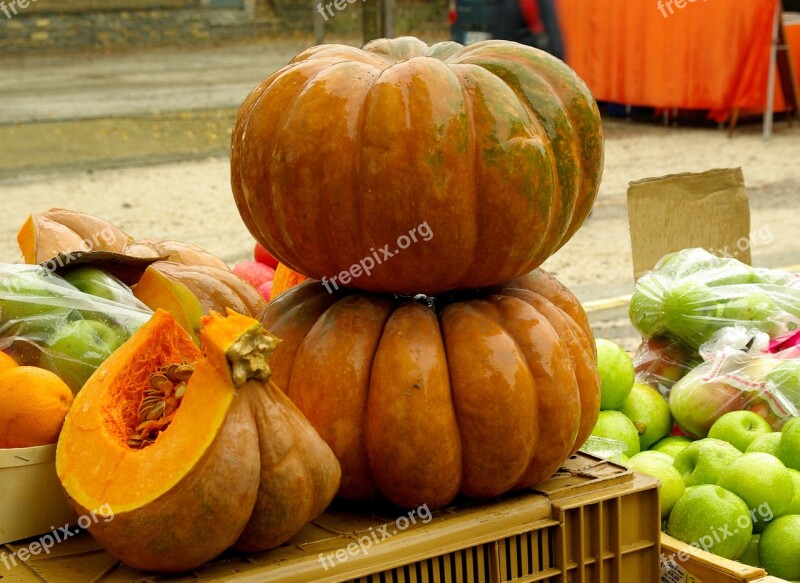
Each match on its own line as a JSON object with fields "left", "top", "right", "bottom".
{"left": 227, "top": 325, "right": 280, "bottom": 388}
{"left": 200, "top": 309, "right": 282, "bottom": 388}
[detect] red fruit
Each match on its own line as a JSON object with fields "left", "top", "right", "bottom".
{"left": 233, "top": 261, "right": 275, "bottom": 289}
{"left": 253, "top": 243, "right": 278, "bottom": 268}
{"left": 257, "top": 280, "right": 273, "bottom": 302}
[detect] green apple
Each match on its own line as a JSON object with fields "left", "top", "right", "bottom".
{"left": 629, "top": 273, "right": 670, "bottom": 337}
{"left": 719, "top": 292, "right": 780, "bottom": 334}
{"left": 669, "top": 373, "right": 747, "bottom": 438}
{"left": 0, "top": 267, "right": 71, "bottom": 323}
{"left": 628, "top": 452, "right": 685, "bottom": 518}
{"left": 618, "top": 382, "right": 673, "bottom": 450}
{"left": 759, "top": 515, "right": 800, "bottom": 580}
{"left": 650, "top": 435, "right": 693, "bottom": 458}
{"left": 596, "top": 339, "right": 635, "bottom": 410}
{"left": 667, "top": 484, "right": 752, "bottom": 560}
{"left": 673, "top": 438, "right": 742, "bottom": 486}
{"left": 708, "top": 410, "right": 773, "bottom": 452}
{"left": 745, "top": 432, "right": 782, "bottom": 456}
{"left": 591, "top": 410, "right": 640, "bottom": 456}
{"left": 62, "top": 266, "right": 146, "bottom": 309}
{"left": 787, "top": 469, "right": 800, "bottom": 515}
{"left": 766, "top": 360, "right": 800, "bottom": 409}
{"left": 700, "top": 262, "right": 756, "bottom": 287}
{"left": 662, "top": 280, "right": 719, "bottom": 348}
{"left": 778, "top": 417, "right": 800, "bottom": 471}
{"left": 41, "top": 319, "right": 124, "bottom": 392}
{"left": 738, "top": 534, "right": 761, "bottom": 567}
{"left": 717, "top": 452, "right": 794, "bottom": 533}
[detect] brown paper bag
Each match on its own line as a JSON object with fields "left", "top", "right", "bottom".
{"left": 627, "top": 168, "right": 751, "bottom": 281}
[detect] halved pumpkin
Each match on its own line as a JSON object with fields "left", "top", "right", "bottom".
{"left": 18, "top": 208, "right": 228, "bottom": 270}
{"left": 56, "top": 309, "right": 340, "bottom": 572}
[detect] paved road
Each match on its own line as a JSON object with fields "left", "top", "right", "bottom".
{"left": 1, "top": 41, "right": 311, "bottom": 124}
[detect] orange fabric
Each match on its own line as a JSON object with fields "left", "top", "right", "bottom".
{"left": 557, "top": 0, "right": 780, "bottom": 118}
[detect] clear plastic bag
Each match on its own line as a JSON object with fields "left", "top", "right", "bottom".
{"left": 668, "top": 344, "right": 800, "bottom": 438}
{"left": 630, "top": 248, "right": 800, "bottom": 349}
{"left": 0, "top": 264, "right": 152, "bottom": 392}
{"left": 633, "top": 336, "right": 701, "bottom": 396}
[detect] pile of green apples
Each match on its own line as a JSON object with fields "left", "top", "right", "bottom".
{"left": 587, "top": 337, "right": 800, "bottom": 580}
{"left": 0, "top": 264, "right": 151, "bottom": 392}
{"left": 656, "top": 412, "right": 800, "bottom": 580}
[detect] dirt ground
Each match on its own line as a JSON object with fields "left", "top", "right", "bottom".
{"left": 1, "top": 41, "right": 799, "bottom": 348}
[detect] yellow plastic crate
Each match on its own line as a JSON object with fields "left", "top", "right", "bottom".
{"left": 1, "top": 452, "right": 660, "bottom": 582}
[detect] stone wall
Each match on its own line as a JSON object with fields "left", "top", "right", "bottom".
{"left": 0, "top": 0, "right": 448, "bottom": 54}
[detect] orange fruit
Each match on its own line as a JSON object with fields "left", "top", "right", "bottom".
{"left": 0, "top": 351, "right": 18, "bottom": 374}
{"left": 0, "top": 366, "right": 73, "bottom": 448}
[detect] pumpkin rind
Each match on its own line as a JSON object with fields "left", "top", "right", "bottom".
{"left": 18, "top": 209, "right": 229, "bottom": 271}
{"left": 136, "top": 261, "right": 267, "bottom": 319}
{"left": 260, "top": 269, "right": 600, "bottom": 509}
{"left": 232, "top": 37, "right": 603, "bottom": 294}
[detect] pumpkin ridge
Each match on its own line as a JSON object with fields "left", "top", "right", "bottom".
{"left": 489, "top": 293, "right": 581, "bottom": 486}
{"left": 275, "top": 60, "right": 382, "bottom": 277}
{"left": 352, "top": 62, "right": 386, "bottom": 271}
{"left": 439, "top": 299, "right": 537, "bottom": 498}
{"left": 448, "top": 64, "right": 483, "bottom": 284}
{"left": 242, "top": 60, "right": 340, "bottom": 272}
{"left": 472, "top": 58, "right": 574, "bottom": 257}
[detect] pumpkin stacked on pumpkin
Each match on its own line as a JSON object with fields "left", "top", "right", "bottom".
{"left": 233, "top": 36, "right": 605, "bottom": 510}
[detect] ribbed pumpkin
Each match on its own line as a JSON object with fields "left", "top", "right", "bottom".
{"left": 232, "top": 37, "right": 603, "bottom": 295}
{"left": 56, "top": 309, "right": 340, "bottom": 572}
{"left": 260, "top": 269, "right": 600, "bottom": 509}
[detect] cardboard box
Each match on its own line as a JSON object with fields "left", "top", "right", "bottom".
{"left": 627, "top": 167, "right": 752, "bottom": 281}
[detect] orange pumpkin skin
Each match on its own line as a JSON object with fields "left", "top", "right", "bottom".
{"left": 261, "top": 269, "right": 600, "bottom": 509}
{"left": 270, "top": 263, "right": 308, "bottom": 300}
{"left": 56, "top": 309, "right": 340, "bottom": 572}
{"left": 232, "top": 37, "right": 603, "bottom": 295}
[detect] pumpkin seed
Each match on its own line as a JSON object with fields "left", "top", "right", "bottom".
{"left": 149, "top": 374, "right": 173, "bottom": 392}
{"left": 166, "top": 364, "right": 180, "bottom": 381}
{"left": 146, "top": 401, "right": 166, "bottom": 421}
{"left": 171, "top": 364, "right": 194, "bottom": 382}
{"left": 174, "top": 383, "right": 186, "bottom": 399}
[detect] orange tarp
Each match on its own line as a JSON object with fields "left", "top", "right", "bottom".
{"left": 557, "top": 0, "right": 781, "bottom": 118}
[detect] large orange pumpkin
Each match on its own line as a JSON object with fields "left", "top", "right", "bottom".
{"left": 260, "top": 269, "right": 600, "bottom": 509}
{"left": 56, "top": 309, "right": 340, "bottom": 572}
{"left": 232, "top": 37, "right": 603, "bottom": 295}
